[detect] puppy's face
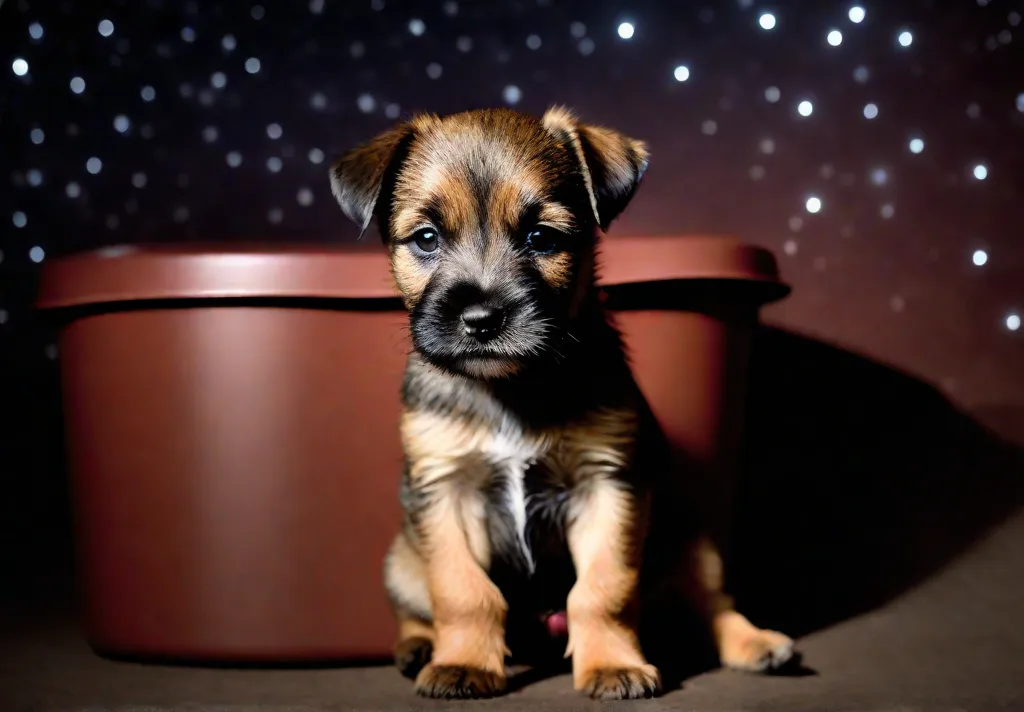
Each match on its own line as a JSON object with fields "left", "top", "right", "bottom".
{"left": 330, "top": 107, "right": 648, "bottom": 380}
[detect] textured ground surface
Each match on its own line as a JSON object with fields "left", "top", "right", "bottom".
{"left": 2, "top": 503, "right": 1022, "bottom": 712}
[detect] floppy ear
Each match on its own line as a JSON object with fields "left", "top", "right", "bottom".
{"left": 329, "top": 122, "right": 416, "bottom": 234}
{"left": 542, "top": 106, "right": 650, "bottom": 232}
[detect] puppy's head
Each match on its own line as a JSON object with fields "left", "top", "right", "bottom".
{"left": 329, "top": 106, "right": 648, "bottom": 380}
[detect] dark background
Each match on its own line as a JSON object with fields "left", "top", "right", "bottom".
{"left": 1, "top": 0, "right": 1023, "bottom": 643}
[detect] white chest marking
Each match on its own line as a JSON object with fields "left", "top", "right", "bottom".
{"left": 483, "top": 418, "right": 546, "bottom": 573}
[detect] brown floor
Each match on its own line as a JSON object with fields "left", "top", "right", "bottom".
{"left": 4, "top": 354, "right": 1024, "bottom": 712}
{"left": 2, "top": 504, "right": 1022, "bottom": 712}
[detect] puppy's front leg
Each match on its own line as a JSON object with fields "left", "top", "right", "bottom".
{"left": 414, "top": 482, "right": 509, "bottom": 699}
{"left": 566, "top": 477, "right": 660, "bottom": 699}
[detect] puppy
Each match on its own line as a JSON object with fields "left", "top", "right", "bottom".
{"left": 329, "top": 106, "right": 794, "bottom": 700}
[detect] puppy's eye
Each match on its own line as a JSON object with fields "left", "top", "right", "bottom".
{"left": 524, "top": 226, "right": 560, "bottom": 255}
{"left": 411, "top": 228, "right": 439, "bottom": 254}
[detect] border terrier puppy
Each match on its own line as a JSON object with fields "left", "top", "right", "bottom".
{"left": 329, "top": 106, "right": 794, "bottom": 700}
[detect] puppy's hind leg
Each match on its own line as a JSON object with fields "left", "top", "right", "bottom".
{"left": 384, "top": 531, "right": 435, "bottom": 680}
{"left": 690, "top": 537, "right": 795, "bottom": 673}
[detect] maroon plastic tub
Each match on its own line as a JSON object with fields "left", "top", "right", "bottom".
{"left": 36, "top": 236, "right": 789, "bottom": 664}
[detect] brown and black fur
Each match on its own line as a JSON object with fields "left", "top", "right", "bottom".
{"left": 329, "top": 106, "right": 795, "bottom": 700}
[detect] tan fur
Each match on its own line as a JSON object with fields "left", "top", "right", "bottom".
{"left": 416, "top": 494, "right": 508, "bottom": 677}
{"left": 332, "top": 106, "right": 794, "bottom": 700}
{"left": 565, "top": 477, "right": 660, "bottom": 694}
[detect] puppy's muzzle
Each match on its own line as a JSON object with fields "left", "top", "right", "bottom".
{"left": 461, "top": 304, "right": 505, "bottom": 343}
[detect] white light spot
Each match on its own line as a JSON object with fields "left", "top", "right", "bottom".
{"left": 880, "top": 203, "right": 895, "bottom": 219}
{"left": 70, "top": 76, "right": 86, "bottom": 94}
{"left": 760, "top": 138, "right": 775, "bottom": 154}
{"left": 385, "top": 102, "right": 401, "bottom": 119}
{"left": 297, "top": 188, "right": 314, "bottom": 206}
{"left": 266, "top": 122, "right": 283, "bottom": 139}
{"left": 132, "top": 172, "right": 147, "bottom": 188}
{"left": 870, "top": 167, "right": 888, "bottom": 185}
{"left": 973, "top": 164, "right": 988, "bottom": 180}
{"left": 29, "top": 22, "right": 44, "bottom": 40}
{"left": 181, "top": 26, "right": 196, "bottom": 42}
{"left": 30, "top": 128, "right": 45, "bottom": 144}
{"left": 86, "top": 157, "right": 103, "bottom": 174}
{"left": 848, "top": 6, "right": 865, "bottom": 23}
{"left": 357, "top": 93, "right": 376, "bottom": 113}
{"left": 226, "top": 151, "right": 242, "bottom": 167}
{"left": 202, "top": 126, "right": 218, "bottom": 142}
{"left": 268, "top": 207, "right": 283, "bottom": 224}
{"left": 805, "top": 196, "right": 822, "bottom": 213}
{"left": 13, "top": 211, "right": 28, "bottom": 228}
{"left": 701, "top": 119, "right": 718, "bottom": 135}
{"left": 853, "top": 65, "right": 870, "bottom": 83}
{"left": 783, "top": 239, "right": 798, "bottom": 256}
{"left": 503, "top": 85, "right": 522, "bottom": 105}
{"left": 749, "top": 165, "right": 766, "bottom": 180}
{"left": 617, "top": 22, "right": 635, "bottom": 39}
{"left": 12, "top": 58, "right": 29, "bottom": 76}
{"left": 141, "top": 85, "right": 156, "bottom": 101}
{"left": 211, "top": 71, "right": 227, "bottom": 88}
{"left": 863, "top": 102, "right": 878, "bottom": 119}
{"left": 1007, "top": 313, "right": 1021, "bottom": 332}
{"left": 908, "top": 137, "right": 924, "bottom": 154}
{"left": 673, "top": 65, "right": 690, "bottom": 82}
{"left": 245, "top": 57, "right": 261, "bottom": 73}
{"left": 308, "top": 148, "right": 325, "bottom": 164}
{"left": 309, "top": 0, "right": 325, "bottom": 13}
{"left": 408, "top": 19, "right": 426, "bottom": 36}
{"left": 456, "top": 36, "right": 473, "bottom": 52}
{"left": 29, "top": 246, "right": 45, "bottom": 262}
{"left": 113, "top": 114, "right": 131, "bottom": 133}
{"left": 827, "top": 30, "right": 843, "bottom": 46}
{"left": 765, "top": 86, "right": 780, "bottom": 102}
{"left": 27, "top": 169, "right": 43, "bottom": 187}
{"left": 797, "top": 100, "right": 813, "bottom": 117}
{"left": 890, "top": 295, "right": 906, "bottom": 313}
{"left": 1017, "top": 93, "right": 1024, "bottom": 113}
{"left": 898, "top": 30, "right": 913, "bottom": 47}
{"left": 98, "top": 20, "right": 115, "bottom": 37}
{"left": 426, "top": 62, "right": 443, "bottom": 79}
{"left": 972, "top": 249, "right": 988, "bottom": 266}
{"left": 66, "top": 182, "right": 81, "bottom": 198}
{"left": 570, "top": 21, "right": 587, "bottom": 38}
{"left": 758, "top": 13, "right": 776, "bottom": 30}
{"left": 266, "top": 156, "right": 283, "bottom": 173}
{"left": 222, "top": 34, "right": 237, "bottom": 51}
{"left": 526, "top": 34, "right": 542, "bottom": 50}
{"left": 578, "top": 38, "right": 595, "bottom": 55}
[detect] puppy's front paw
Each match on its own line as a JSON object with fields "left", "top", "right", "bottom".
{"left": 721, "top": 629, "right": 795, "bottom": 673}
{"left": 414, "top": 663, "right": 507, "bottom": 699}
{"left": 576, "top": 664, "right": 661, "bottom": 700}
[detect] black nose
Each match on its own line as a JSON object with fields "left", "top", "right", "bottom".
{"left": 461, "top": 304, "right": 505, "bottom": 342}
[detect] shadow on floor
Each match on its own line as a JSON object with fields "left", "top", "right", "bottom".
{"left": 728, "top": 325, "right": 1024, "bottom": 640}
{"left": 1, "top": 323, "right": 1022, "bottom": 692}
